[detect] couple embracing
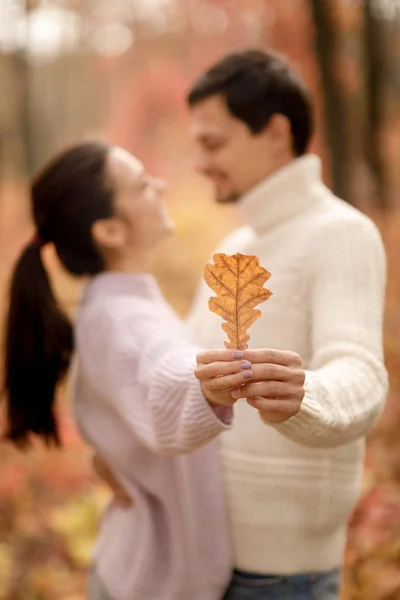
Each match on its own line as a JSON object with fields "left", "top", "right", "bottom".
{"left": 3, "top": 50, "right": 387, "bottom": 600}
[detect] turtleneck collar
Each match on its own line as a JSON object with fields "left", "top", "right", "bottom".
{"left": 235, "top": 154, "right": 325, "bottom": 234}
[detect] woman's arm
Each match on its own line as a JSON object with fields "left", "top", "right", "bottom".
{"left": 98, "top": 306, "right": 251, "bottom": 455}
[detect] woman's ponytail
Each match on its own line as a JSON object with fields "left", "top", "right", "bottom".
{"left": 2, "top": 141, "right": 112, "bottom": 448}
{"left": 3, "top": 240, "right": 73, "bottom": 448}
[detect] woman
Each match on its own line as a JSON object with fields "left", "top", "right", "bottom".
{"left": 2, "top": 141, "right": 258, "bottom": 600}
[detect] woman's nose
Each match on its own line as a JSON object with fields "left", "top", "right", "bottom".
{"left": 152, "top": 176, "right": 167, "bottom": 192}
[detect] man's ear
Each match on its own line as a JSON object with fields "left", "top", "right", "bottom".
{"left": 263, "top": 114, "right": 292, "bottom": 150}
{"left": 91, "top": 217, "right": 127, "bottom": 251}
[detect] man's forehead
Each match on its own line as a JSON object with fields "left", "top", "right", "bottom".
{"left": 189, "top": 96, "right": 232, "bottom": 135}
{"left": 189, "top": 105, "right": 230, "bottom": 137}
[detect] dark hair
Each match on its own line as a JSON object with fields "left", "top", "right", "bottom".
{"left": 3, "top": 141, "right": 114, "bottom": 448}
{"left": 187, "top": 49, "right": 314, "bottom": 156}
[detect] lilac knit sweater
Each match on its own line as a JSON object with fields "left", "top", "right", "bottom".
{"left": 72, "top": 272, "right": 232, "bottom": 600}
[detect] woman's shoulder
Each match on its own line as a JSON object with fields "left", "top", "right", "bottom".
{"left": 77, "top": 293, "right": 184, "bottom": 348}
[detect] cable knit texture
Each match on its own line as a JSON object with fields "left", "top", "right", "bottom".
{"left": 73, "top": 273, "right": 232, "bottom": 600}
{"left": 187, "top": 155, "right": 388, "bottom": 575}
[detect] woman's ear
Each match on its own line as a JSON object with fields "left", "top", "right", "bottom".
{"left": 91, "top": 218, "right": 127, "bottom": 251}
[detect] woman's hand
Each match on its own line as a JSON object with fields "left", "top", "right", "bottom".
{"left": 92, "top": 453, "right": 133, "bottom": 508}
{"left": 195, "top": 348, "right": 305, "bottom": 422}
{"left": 194, "top": 349, "right": 253, "bottom": 406}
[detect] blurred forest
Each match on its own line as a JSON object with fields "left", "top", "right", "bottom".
{"left": 0, "top": 0, "right": 400, "bottom": 598}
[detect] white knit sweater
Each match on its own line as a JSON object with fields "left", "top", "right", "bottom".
{"left": 187, "top": 155, "right": 388, "bottom": 575}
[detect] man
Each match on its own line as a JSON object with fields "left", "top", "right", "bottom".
{"left": 186, "top": 49, "right": 387, "bottom": 599}
{"left": 97, "top": 50, "right": 388, "bottom": 599}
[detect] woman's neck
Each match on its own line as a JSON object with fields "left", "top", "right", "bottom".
{"left": 105, "top": 250, "right": 152, "bottom": 274}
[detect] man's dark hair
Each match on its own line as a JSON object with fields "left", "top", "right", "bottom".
{"left": 187, "top": 49, "right": 314, "bottom": 156}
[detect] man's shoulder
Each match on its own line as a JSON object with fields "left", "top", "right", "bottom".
{"left": 306, "top": 191, "right": 386, "bottom": 271}
{"left": 312, "top": 191, "right": 382, "bottom": 242}
{"left": 214, "top": 225, "right": 254, "bottom": 254}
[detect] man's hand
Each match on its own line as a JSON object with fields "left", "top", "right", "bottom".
{"left": 92, "top": 453, "right": 133, "bottom": 508}
{"left": 196, "top": 348, "right": 305, "bottom": 423}
{"left": 194, "top": 349, "right": 253, "bottom": 406}
{"left": 234, "top": 349, "right": 305, "bottom": 423}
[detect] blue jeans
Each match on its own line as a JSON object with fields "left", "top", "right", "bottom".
{"left": 222, "top": 568, "right": 341, "bottom": 600}
{"left": 88, "top": 569, "right": 111, "bottom": 600}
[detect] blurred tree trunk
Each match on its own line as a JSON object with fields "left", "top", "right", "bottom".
{"left": 363, "top": 0, "right": 387, "bottom": 209}
{"left": 22, "top": 0, "right": 34, "bottom": 176}
{"left": 0, "top": 1, "right": 33, "bottom": 253}
{"left": 0, "top": 54, "right": 32, "bottom": 181}
{"left": 17, "top": 52, "right": 33, "bottom": 177}
{"left": 309, "top": 0, "right": 353, "bottom": 204}
{"left": 0, "top": 0, "right": 33, "bottom": 179}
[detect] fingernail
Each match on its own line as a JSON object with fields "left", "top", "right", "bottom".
{"left": 231, "top": 388, "right": 242, "bottom": 399}
{"left": 233, "top": 351, "right": 244, "bottom": 359}
{"left": 240, "top": 361, "right": 252, "bottom": 370}
{"left": 243, "top": 370, "right": 253, "bottom": 379}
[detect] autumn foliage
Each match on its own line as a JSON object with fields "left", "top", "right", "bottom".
{"left": 0, "top": 0, "right": 399, "bottom": 598}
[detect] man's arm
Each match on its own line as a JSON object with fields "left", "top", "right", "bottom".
{"left": 238, "top": 216, "right": 388, "bottom": 447}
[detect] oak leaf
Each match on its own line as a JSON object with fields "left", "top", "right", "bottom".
{"left": 203, "top": 253, "right": 272, "bottom": 350}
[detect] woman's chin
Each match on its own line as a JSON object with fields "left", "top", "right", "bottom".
{"left": 163, "top": 217, "right": 176, "bottom": 237}
{"left": 151, "top": 217, "right": 175, "bottom": 248}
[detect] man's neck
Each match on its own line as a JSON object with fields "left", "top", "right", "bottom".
{"left": 235, "top": 154, "right": 323, "bottom": 234}
{"left": 244, "top": 155, "right": 296, "bottom": 200}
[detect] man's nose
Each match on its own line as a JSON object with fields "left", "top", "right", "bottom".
{"left": 194, "top": 155, "right": 212, "bottom": 176}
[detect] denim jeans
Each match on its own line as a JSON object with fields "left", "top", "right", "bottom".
{"left": 88, "top": 569, "right": 111, "bottom": 600}
{"left": 222, "top": 568, "right": 341, "bottom": 600}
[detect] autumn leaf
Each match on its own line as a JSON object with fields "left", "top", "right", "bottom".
{"left": 203, "top": 253, "right": 272, "bottom": 350}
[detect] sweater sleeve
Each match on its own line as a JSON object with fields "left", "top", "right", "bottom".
{"left": 107, "top": 305, "right": 232, "bottom": 456}
{"left": 271, "top": 215, "right": 388, "bottom": 448}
